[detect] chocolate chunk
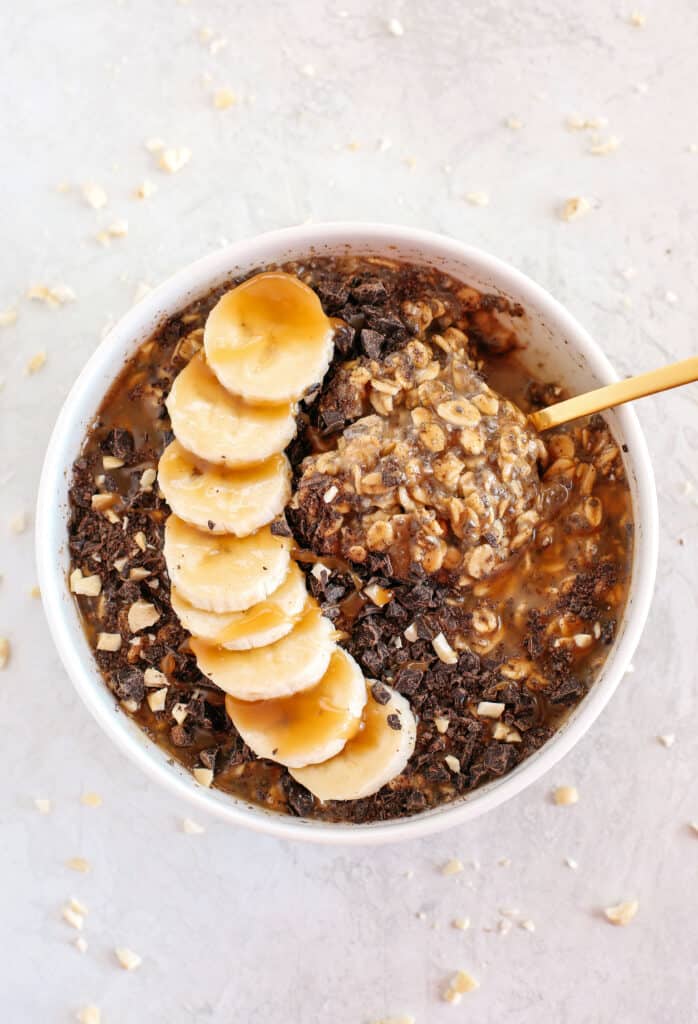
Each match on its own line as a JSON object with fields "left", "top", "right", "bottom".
{"left": 387, "top": 713, "right": 402, "bottom": 730}
{"left": 100, "top": 428, "right": 135, "bottom": 460}
{"left": 371, "top": 682, "right": 391, "bottom": 705}
{"left": 283, "top": 776, "right": 314, "bottom": 817}
{"left": 352, "top": 279, "right": 388, "bottom": 305}
{"left": 110, "top": 667, "right": 144, "bottom": 703}
{"left": 359, "top": 328, "right": 385, "bottom": 359}
{"left": 270, "top": 516, "right": 292, "bottom": 537}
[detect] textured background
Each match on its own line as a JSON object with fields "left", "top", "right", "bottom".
{"left": 1, "top": 1, "right": 697, "bottom": 1021}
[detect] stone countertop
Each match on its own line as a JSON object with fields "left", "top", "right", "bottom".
{"left": 1, "top": 1, "right": 697, "bottom": 1021}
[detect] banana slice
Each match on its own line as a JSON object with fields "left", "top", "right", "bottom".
{"left": 204, "top": 271, "right": 334, "bottom": 404}
{"left": 164, "top": 516, "right": 291, "bottom": 613}
{"left": 158, "top": 441, "right": 291, "bottom": 536}
{"left": 189, "top": 605, "right": 335, "bottom": 700}
{"left": 166, "top": 352, "right": 297, "bottom": 467}
{"left": 289, "top": 684, "right": 417, "bottom": 801}
{"left": 225, "top": 649, "right": 367, "bottom": 767}
{"left": 170, "top": 562, "right": 308, "bottom": 650}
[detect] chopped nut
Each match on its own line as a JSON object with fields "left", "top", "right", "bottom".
{"left": 147, "top": 687, "right": 168, "bottom": 713}
{"left": 96, "top": 632, "right": 121, "bottom": 652}
{"left": 213, "top": 87, "right": 237, "bottom": 109}
{"left": 193, "top": 766, "right": 214, "bottom": 787}
{"left": 67, "top": 856, "right": 90, "bottom": 873}
{"left": 657, "top": 734, "right": 676, "bottom": 748}
{"left": 365, "top": 583, "right": 393, "bottom": 607}
{"left": 387, "top": 17, "right": 404, "bottom": 35}
{"left": 144, "top": 667, "right": 168, "bottom": 688}
{"left": 476, "top": 701, "right": 505, "bottom": 719}
{"left": 158, "top": 147, "right": 191, "bottom": 173}
{"left": 34, "top": 797, "right": 51, "bottom": 814}
{"left": 82, "top": 182, "right": 108, "bottom": 209}
{"left": 172, "top": 702, "right": 189, "bottom": 725}
{"left": 139, "top": 467, "right": 157, "bottom": 490}
{"left": 27, "top": 283, "right": 76, "bottom": 306}
{"left": 91, "top": 493, "right": 116, "bottom": 512}
{"left": 127, "top": 600, "right": 160, "bottom": 633}
{"left": 573, "top": 633, "right": 593, "bottom": 649}
{"left": 26, "top": 350, "right": 47, "bottom": 374}
{"left": 0, "top": 637, "right": 9, "bottom": 670}
{"left": 182, "top": 817, "right": 205, "bottom": 835}
{"left": 560, "top": 196, "right": 592, "bottom": 221}
{"left": 115, "top": 946, "right": 142, "bottom": 971}
{"left": 604, "top": 900, "right": 639, "bottom": 926}
{"left": 77, "top": 1006, "right": 101, "bottom": 1024}
{"left": 432, "top": 632, "right": 458, "bottom": 665}
{"left": 323, "top": 484, "right": 339, "bottom": 503}
{"left": 441, "top": 858, "right": 464, "bottom": 876}
{"left": 81, "top": 792, "right": 102, "bottom": 809}
{"left": 445, "top": 754, "right": 461, "bottom": 774}
{"left": 102, "top": 455, "right": 124, "bottom": 470}
{"left": 403, "top": 622, "right": 419, "bottom": 642}
{"left": 553, "top": 784, "right": 579, "bottom": 806}
{"left": 70, "top": 569, "right": 102, "bottom": 597}
{"left": 434, "top": 716, "right": 450, "bottom": 734}
{"left": 133, "top": 530, "right": 147, "bottom": 551}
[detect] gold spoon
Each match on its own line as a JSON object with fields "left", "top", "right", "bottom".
{"left": 529, "top": 355, "right": 698, "bottom": 432}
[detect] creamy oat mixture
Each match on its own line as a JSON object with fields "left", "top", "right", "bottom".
{"left": 67, "top": 257, "right": 633, "bottom": 823}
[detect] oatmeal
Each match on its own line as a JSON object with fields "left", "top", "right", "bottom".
{"left": 67, "top": 256, "right": 633, "bottom": 823}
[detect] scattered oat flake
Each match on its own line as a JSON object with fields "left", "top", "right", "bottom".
{"left": 75, "top": 936, "right": 88, "bottom": 954}
{"left": 27, "top": 283, "right": 76, "bottom": 306}
{"left": 133, "top": 281, "right": 152, "bottom": 303}
{"left": 30, "top": 585, "right": 41, "bottom": 598}
{"left": 452, "top": 917, "right": 470, "bottom": 931}
{"left": 553, "top": 784, "right": 579, "bottom": 806}
{"left": 560, "top": 196, "right": 592, "bottom": 221}
{"left": 107, "top": 219, "right": 129, "bottom": 238}
{"left": 145, "top": 137, "right": 164, "bottom": 152}
{"left": 34, "top": 797, "right": 51, "bottom": 814}
{"left": 689, "top": 822, "right": 698, "bottom": 836}
{"left": 135, "top": 179, "right": 157, "bottom": 199}
{"left": 300, "top": 63, "right": 316, "bottom": 77}
{"left": 10, "top": 512, "right": 28, "bottom": 534}
{"left": 605, "top": 899, "right": 639, "bottom": 926}
{"left": 0, "top": 308, "right": 18, "bottom": 327}
{"left": 77, "top": 1007, "right": 100, "bottom": 1024}
{"left": 688, "top": 143, "right": 697, "bottom": 153}
{"left": 0, "top": 637, "right": 10, "bottom": 670}
{"left": 498, "top": 856, "right": 512, "bottom": 867}
{"left": 657, "top": 733, "right": 675, "bottom": 748}
{"left": 665, "top": 291, "right": 678, "bottom": 304}
{"left": 115, "top": 946, "right": 142, "bottom": 971}
{"left": 465, "top": 191, "right": 489, "bottom": 206}
{"left": 441, "top": 858, "right": 464, "bottom": 876}
{"left": 387, "top": 17, "right": 404, "bottom": 35}
{"left": 158, "top": 147, "right": 191, "bottom": 173}
{"left": 81, "top": 791, "right": 103, "bottom": 808}
{"left": 371, "top": 1017, "right": 415, "bottom": 1024}
{"left": 443, "top": 969, "right": 479, "bottom": 1003}
{"left": 565, "top": 856, "right": 579, "bottom": 870}
{"left": 629, "top": 11, "right": 645, "bottom": 26}
{"left": 62, "top": 905, "right": 84, "bottom": 930}
{"left": 26, "top": 350, "right": 47, "bottom": 374}
{"left": 213, "top": 87, "right": 237, "bottom": 109}
{"left": 67, "top": 856, "right": 91, "bottom": 873}
{"left": 182, "top": 817, "right": 205, "bottom": 835}
{"left": 82, "top": 182, "right": 108, "bottom": 209}
{"left": 589, "top": 135, "right": 621, "bottom": 155}
{"left": 520, "top": 919, "right": 536, "bottom": 932}
{"left": 505, "top": 116, "right": 523, "bottom": 129}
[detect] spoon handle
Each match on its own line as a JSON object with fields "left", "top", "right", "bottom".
{"left": 529, "top": 355, "right": 698, "bottom": 431}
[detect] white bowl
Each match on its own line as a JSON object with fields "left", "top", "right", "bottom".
{"left": 36, "top": 223, "right": 658, "bottom": 845}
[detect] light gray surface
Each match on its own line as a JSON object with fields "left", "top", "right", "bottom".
{"left": 1, "top": 1, "right": 697, "bottom": 1021}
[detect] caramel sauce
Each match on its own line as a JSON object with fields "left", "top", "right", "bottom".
{"left": 224, "top": 649, "right": 362, "bottom": 759}
{"left": 213, "top": 600, "right": 300, "bottom": 645}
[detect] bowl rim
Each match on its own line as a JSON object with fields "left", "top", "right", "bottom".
{"left": 35, "top": 221, "right": 658, "bottom": 845}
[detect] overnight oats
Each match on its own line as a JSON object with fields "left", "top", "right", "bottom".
{"left": 67, "top": 257, "right": 633, "bottom": 823}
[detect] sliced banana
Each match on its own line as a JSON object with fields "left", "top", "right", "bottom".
{"left": 166, "top": 352, "right": 297, "bottom": 467}
{"left": 189, "top": 605, "right": 335, "bottom": 700}
{"left": 225, "top": 648, "right": 367, "bottom": 768}
{"left": 158, "top": 441, "right": 291, "bottom": 536}
{"left": 170, "top": 562, "right": 308, "bottom": 650}
{"left": 164, "top": 516, "right": 291, "bottom": 613}
{"left": 289, "top": 683, "right": 417, "bottom": 801}
{"left": 204, "top": 271, "right": 334, "bottom": 404}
